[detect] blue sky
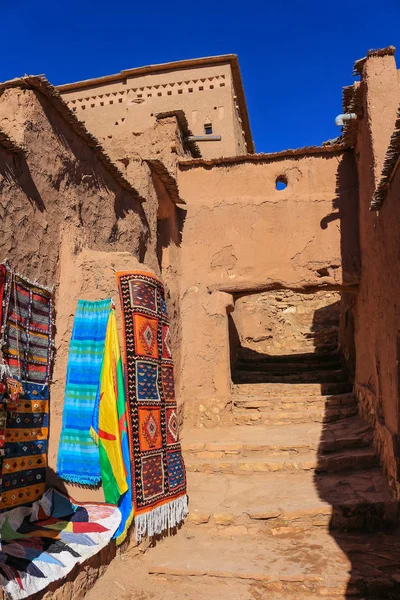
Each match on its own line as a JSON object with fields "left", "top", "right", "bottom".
{"left": 3, "top": 0, "right": 399, "bottom": 152}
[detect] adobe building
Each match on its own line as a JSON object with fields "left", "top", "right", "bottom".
{"left": 57, "top": 55, "right": 254, "bottom": 159}
{"left": 1, "top": 47, "right": 400, "bottom": 598}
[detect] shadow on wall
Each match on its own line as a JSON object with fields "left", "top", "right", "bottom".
{"left": 320, "top": 151, "right": 360, "bottom": 284}
{"left": 313, "top": 300, "right": 400, "bottom": 599}
{"left": 316, "top": 148, "right": 400, "bottom": 597}
{"left": 228, "top": 293, "right": 341, "bottom": 384}
{"left": 156, "top": 205, "right": 187, "bottom": 270}
{"left": 0, "top": 149, "right": 46, "bottom": 212}
{"left": 34, "top": 91, "right": 150, "bottom": 247}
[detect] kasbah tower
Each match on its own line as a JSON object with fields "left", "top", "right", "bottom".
{"left": 1, "top": 45, "right": 400, "bottom": 598}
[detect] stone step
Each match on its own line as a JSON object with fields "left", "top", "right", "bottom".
{"left": 181, "top": 418, "right": 373, "bottom": 459}
{"left": 184, "top": 447, "right": 377, "bottom": 475}
{"left": 186, "top": 469, "right": 398, "bottom": 533}
{"left": 233, "top": 368, "right": 349, "bottom": 384}
{"left": 85, "top": 554, "right": 333, "bottom": 600}
{"left": 237, "top": 349, "right": 340, "bottom": 364}
{"left": 236, "top": 353, "right": 343, "bottom": 365}
{"left": 233, "top": 392, "right": 356, "bottom": 410}
{"left": 233, "top": 405, "right": 358, "bottom": 425}
{"left": 233, "top": 382, "right": 353, "bottom": 396}
{"left": 235, "top": 362, "right": 344, "bottom": 376}
{"left": 147, "top": 528, "right": 400, "bottom": 597}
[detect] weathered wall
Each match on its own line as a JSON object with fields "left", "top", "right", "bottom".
{"left": 232, "top": 289, "right": 341, "bottom": 356}
{"left": 177, "top": 151, "right": 359, "bottom": 422}
{"left": 0, "top": 85, "right": 159, "bottom": 500}
{"left": 352, "top": 53, "right": 400, "bottom": 494}
{"left": 49, "top": 244, "right": 152, "bottom": 503}
{"left": 0, "top": 86, "right": 152, "bottom": 286}
{"left": 59, "top": 61, "right": 248, "bottom": 159}
{"left": 99, "top": 115, "right": 187, "bottom": 397}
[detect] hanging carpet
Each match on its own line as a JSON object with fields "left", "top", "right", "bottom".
{"left": 0, "top": 267, "right": 54, "bottom": 511}
{"left": 57, "top": 299, "right": 111, "bottom": 487}
{"left": 0, "top": 487, "right": 121, "bottom": 600}
{"left": 117, "top": 270, "right": 188, "bottom": 542}
{"left": 91, "top": 308, "right": 134, "bottom": 544}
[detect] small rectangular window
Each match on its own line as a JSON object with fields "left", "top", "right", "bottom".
{"left": 204, "top": 123, "right": 213, "bottom": 135}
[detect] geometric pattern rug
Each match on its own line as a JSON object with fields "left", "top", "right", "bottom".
{"left": 0, "top": 488, "right": 121, "bottom": 599}
{"left": 117, "top": 270, "right": 187, "bottom": 541}
{"left": 0, "top": 266, "right": 53, "bottom": 511}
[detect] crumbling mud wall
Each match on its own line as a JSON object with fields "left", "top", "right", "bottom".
{"left": 0, "top": 86, "right": 152, "bottom": 285}
{"left": 231, "top": 289, "right": 341, "bottom": 356}
{"left": 177, "top": 150, "right": 359, "bottom": 423}
{"left": 352, "top": 53, "right": 400, "bottom": 494}
{"left": 0, "top": 83, "right": 160, "bottom": 501}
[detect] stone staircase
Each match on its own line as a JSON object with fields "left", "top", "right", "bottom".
{"left": 85, "top": 352, "right": 400, "bottom": 600}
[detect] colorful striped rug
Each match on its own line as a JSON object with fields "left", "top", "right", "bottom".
{"left": 57, "top": 299, "right": 111, "bottom": 486}
{"left": 117, "top": 270, "right": 188, "bottom": 541}
{"left": 0, "top": 267, "right": 54, "bottom": 511}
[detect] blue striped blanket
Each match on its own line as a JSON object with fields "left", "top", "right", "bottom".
{"left": 56, "top": 299, "right": 111, "bottom": 486}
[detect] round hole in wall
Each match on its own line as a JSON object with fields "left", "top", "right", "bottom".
{"left": 275, "top": 176, "right": 288, "bottom": 191}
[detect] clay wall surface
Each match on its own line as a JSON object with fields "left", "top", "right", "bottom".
{"left": 353, "top": 54, "right": 400, "bottom": 492}
{"left": 99, "top": 115, "right": 187, "bottom": 392}
{"left": 177, "top": 152, "right": 359, "bottom": 422}
{"left": 0, "top": 85, "right": 160, "bottom": 501}
{"left": 59, "top": 62, "right": 248, "bottom": 159}
{"left": 0, "top": 86, "right": 153, "bottom": 285}
{"left": 232, "top": 289, "right": 341, "bottom": 356}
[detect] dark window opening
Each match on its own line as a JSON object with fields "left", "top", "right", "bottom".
{"left": 204, "top": 123, "right": 213, "bottom": 135}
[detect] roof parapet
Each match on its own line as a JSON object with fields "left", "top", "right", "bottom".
{"left": 353, "top": 46, "right": 396, "bottom": 76}
{"left": 179, "top": 143, "right": 348, "bottom": 170}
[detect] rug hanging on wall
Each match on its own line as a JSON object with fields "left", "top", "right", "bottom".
{"left": 57, "top": 299, "right": 112, "bottom": 487}
{"left": 117, "top": 270, "right": 188, "bottom": 541}
{"left": 90, "top": 308, "right": 134, "bottom": 544}
{"left": 0, "top": 487, "right": 121, "bottom": 600}
{"left": 0, "top": 266, "right": 54, "bottom": 511}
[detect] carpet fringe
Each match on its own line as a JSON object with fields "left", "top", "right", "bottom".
{"left": 135, "top": 494, "right": 188, "bottom": 542}
{"left": 59, "top": 473, "right": 102, "bottom": 487}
